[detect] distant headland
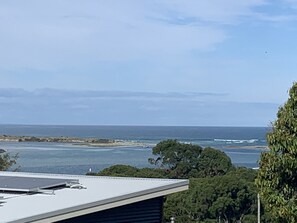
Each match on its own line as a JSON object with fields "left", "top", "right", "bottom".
{"left": 0, "top": 135, "right": 149, "bottom": 148}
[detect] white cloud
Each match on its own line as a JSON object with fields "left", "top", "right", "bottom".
{"left": 0, "top": 0, "right": 295, "bottom": 111}
{"left": 155, "top": 0, "right": 266, "bottom": 24}
{"left": 0, "top": 0, "right": 268, "bottom": 70}
{"left": 0, "top": 87, "right": 278, "bottom": 126}
{"left": 0, "top": 88, "right": 226, "bottom": 100}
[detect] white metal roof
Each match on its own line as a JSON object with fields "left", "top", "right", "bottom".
{"left": 0, "top": 171, "right": 188, "bottom": 223}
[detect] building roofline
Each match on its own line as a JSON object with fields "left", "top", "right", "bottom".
{"left": 0, "top": 171, "right": 188, "bottom": 223}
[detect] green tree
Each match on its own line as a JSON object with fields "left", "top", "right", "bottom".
{"left": 95, "top": 147, "right": 264, "bottom": 222}
{"left": 137, "top": 167, "right": 168, "bottom": 178}
{"left": 148, "top": 139, "right": 202, "bottom": 178}
{"left": 96, "top": 164, "right": 139, "bottom": 177}
{"left": 0, "top": 152, "right": 18, "bottom": 171}
{"left": 256, "top": 82, "right": 297, "bottom": 222}
{"left": 164, "top": 168, "right": 258, "bottom": 223}
{"left": 96, "top": 164, "right": 169, "bottom": 178}
{"left": 194, "top": 147, "right": 234, "bottom": 178}
{"left": 149, "top": 140, "right": 233, "bottom": 179}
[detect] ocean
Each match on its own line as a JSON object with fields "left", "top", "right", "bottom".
{"left": 0, "top": 125, "right": 270, "bottom": 175}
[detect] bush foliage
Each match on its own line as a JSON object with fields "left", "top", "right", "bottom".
{"left": 96, "top": 141, "right": 265, "bottom": 222}
{"left": 256, "top": 82, "right": 297, "bottom": 222}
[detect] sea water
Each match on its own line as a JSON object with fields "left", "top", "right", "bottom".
{"left": 0, "top": 125, "right": 270, "bottom": 175}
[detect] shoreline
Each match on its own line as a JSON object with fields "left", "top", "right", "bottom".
{"left": 224, "top": 145, "right": 268, "bottom": 150}
{"left": 0, "top": 135, "right": 268, "bottom": 150}
{"left": 73, "top": 141, "right": 153, "bottom": 148}
{"left": 0, "top": 135, "right": 153, "bottom": 148}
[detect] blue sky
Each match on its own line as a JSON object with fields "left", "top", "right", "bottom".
{"left": 0, "top": 0, "right": 296, "bottom": 126}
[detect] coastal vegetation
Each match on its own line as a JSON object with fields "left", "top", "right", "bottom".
{"left": 148, "top": 139, "right": 234, "bottom": 178}
{"left": 0, "top": 135, "right": 144, "bottom": 147}
{"left": 93, "top": 139, "right": 267, "bottom": 223}
{"left": 256, "top": 82, "right": 297, "bottom": 222}
{"left": 0, "top": 135, "right": 115, "bottom": 143}
{"left": 0, "top": 151, "right": 17, "bottom": 171}
{"left": 164, "top": 168, "right": 259, "bottom": 223}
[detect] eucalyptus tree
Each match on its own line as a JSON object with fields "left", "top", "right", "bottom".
{"left": 256, "top": 82, "right": 297, "bottom": 222}
{"left": 148, "top": 139, "right": 203, "bottom": 178}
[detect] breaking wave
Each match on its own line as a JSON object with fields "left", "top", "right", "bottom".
{"left": 214, "top": 139, "right": 259, "bottom": 144}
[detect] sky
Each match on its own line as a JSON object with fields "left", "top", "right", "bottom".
{"left": 0, "top": 0, "right": 296, "bottom": 126}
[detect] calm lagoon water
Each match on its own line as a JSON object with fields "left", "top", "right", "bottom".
{"left": 0, "top": 125, "right": 270, "bottom": 175}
